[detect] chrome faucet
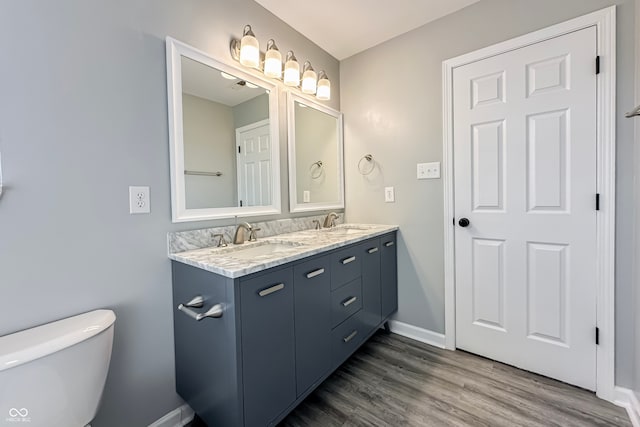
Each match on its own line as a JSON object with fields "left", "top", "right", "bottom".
{"left": 322, "top": 212, "right": 340, "bottom": 228}
{"left": 233, "top": 222, "right": 253, "bottom": 244}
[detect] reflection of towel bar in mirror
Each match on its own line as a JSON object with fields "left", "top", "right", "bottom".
{"left": 184, "top": 170, "right": 223, "bottom": 177}
{"left": 626, "top": 104, "right": 640, "bottom": 118}
{"left": 310, "top": 161, "right": 323, "bottom": 179}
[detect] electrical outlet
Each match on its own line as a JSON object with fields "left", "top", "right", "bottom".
{"left": 303, "top": 190, "right": 311, "bottom": 203}
{"left": 417, "top": 162, "right": 441, "bottom": 179}
{"left": 384, "top": 186, "right": 395, "bottom": 203}
{"left": 129, "top": 186, "right": 150, "bottom": 214}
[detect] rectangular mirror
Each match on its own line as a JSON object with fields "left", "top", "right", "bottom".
{"left": 166, "top": 37, "right": 281, "bottom": 222}
{"left": 287, "top": 92, "right": 344, "bottom": 212}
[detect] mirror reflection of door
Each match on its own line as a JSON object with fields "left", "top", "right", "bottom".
{"left": 180, "top": 56, "right": 270, "bottom": 209}
{"left": 236, "top": 119, "right": 271, "bottom": 207}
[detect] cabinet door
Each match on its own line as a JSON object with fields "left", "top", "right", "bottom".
{"left": 380, "top": 233, "right": 398, "bottom": 319}
{"left": 293, "top": 255, "right": 332, "bottom": 396}
{"left": 361, "top": 239, "right": 382, "bottom": 329}
{"left": 240, "top": 267, "right": 295, "bottom": 426}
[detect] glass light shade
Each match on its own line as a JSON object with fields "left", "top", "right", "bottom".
{"left": 284, "top": 51, "right": 300, "bottom": 86}
{"left": 316, "top": 73, "right": 331, "bottom": 100}
{"left": 301, "top": 62, "right": 317, "bottom": 94}
{"left": 264, "top": 39, "right": 282, "bottom": 78}
{"left": 239, "top": 25, "right": 259, "bottom": 68}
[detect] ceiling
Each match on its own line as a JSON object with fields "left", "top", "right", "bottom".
{"left": 254, "top": 0, "right": 481, "bottom": 60}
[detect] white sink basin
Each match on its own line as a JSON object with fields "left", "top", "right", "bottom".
{"left": 226, "top": 241, "right": 304, "bottom": 260}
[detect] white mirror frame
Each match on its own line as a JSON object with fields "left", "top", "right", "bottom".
{"left": 287, "top": 92, "right": 344, "bottom": 213}
{"left": 166, "top": 37, "right": 281, "bottom": 222}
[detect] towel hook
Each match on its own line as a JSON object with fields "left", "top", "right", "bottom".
{"left": 358, "top": 154, "right": 375, "bottom": 175}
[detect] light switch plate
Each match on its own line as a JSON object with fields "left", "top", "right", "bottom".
{"left": 417, "top": 162, "right": 441, "bottom": 179}
{"left": 384, "top": 187, "right": 395, "bottom": 203}
{"left": 303, "top": 190, "right": 310, "bottom": 203}
{"left": 129, "top": 186, "right": 150, "bottom": 214}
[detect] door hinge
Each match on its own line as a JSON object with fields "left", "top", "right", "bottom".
{"left": 238, "top": 146, "right": 241, "bottom": 154}
{"left": 596, "top": 56, "right": 600, "bottom": 75}
{"left": 595, "top": 327, "right": 600, "bottom": 345}
{"left": 596, "top": 193, "right": 600, "bottom": 211}
{"left": 453, "top": 217, "right": 455, "bottom": 226}
{"left": 239, "top": 200, "right": 243, "bottom": 207}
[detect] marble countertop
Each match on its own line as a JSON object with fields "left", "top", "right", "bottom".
{"left": 169, "top": 224, "right": 398, "bottom": 279}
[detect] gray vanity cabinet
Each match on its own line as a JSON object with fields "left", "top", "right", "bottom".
{"left": 380, "top": 234, "right": 398, "bottom": 319}
{"left": 171, "top": 230, "right": 397, "bottom": 427}
{"left": 239, "top": 267, "right": 296, "bottom": 427}
{"left": 293, "top": 255, "right": 332, "bottom": 396}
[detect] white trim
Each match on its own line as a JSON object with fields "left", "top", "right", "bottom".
{"left": 387, "top": 320, "right": 446, "bottom": 349}
{"left": 442, "top": 6, "right": 616, "bottom": 401}
{"left": 148, "top": 404, "right": 195, "bottom": 427}
{"left": 614, "top": 387, "right": 640, "bottom": 427}
{"left": 286, "top": 91, "right": 345, "bottom": 213}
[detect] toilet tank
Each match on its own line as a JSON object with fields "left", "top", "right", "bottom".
{"left": 0, "top": 310, "right": 116, "bottom": 427}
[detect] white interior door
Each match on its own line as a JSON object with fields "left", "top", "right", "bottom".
{"left": 236, "top": 119, "right": 271, "bottom": 207}
{"left": 453, "top": 27, "right": 597, "bottom": 390}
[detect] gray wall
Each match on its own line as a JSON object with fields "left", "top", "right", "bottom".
{"left": 635, "top": 0, "right": 640, "bottom": 401}
{"left": 340, "top": 0, "right": 637, "bottom": 387}
{"left": 233, "top": 92, "right": 269, "bottom": 129}
{"left": 0, "top": 1, "right": 338, "bottom": 426}
{"left": 183, "top": 94, "right": 236, "bottom": 208}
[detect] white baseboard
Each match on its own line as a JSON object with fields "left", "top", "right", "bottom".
{"left": 614, "top": 387, "right": 640, "bottom": 427}
{"left": 148, "top": 404, "right": 195, "bottom": 427}
{"left": 387, "top": 320, "right": 446, "bottom": 349}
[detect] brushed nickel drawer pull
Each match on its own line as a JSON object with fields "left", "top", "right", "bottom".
{"left": 384, "top": 241, "right": 395, "bottom": 247}
{"left": 341, "top": 256, "right": 356, "bottom": 265}
{"left": 343, "top": 330, "right": 358, "bottom": 343}
{"left": 367, "top": 247, "right": 378, "bottom": 254}
{"left": 258, "top": 283, "right": 285, "bottom": 297}
{"left": 342, "top": 296, "right": 357, "bottom": 307}
{"left": 306, "top": 268, "right": 325, "bottom": 279}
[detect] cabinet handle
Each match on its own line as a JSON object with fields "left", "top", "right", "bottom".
{"left": 178, "top": 302, "right": 224, "bottom": 321}
{"left": 306, "top": 268, "right": 325, "bottom": 279}
{"left": 342, "top": 296, "right": 357, "bottom": 307}
{"left": 341, "top": 256, "right": 356, "bottom": 265}
{"left": 258, "top": 283, "right": 285, "bottom": 297}
{"left": 343, "top": 330, "right": 358, "bottom": 343}
{"left": 367, "top": 247, "right": 378, "bottom": 254}
{"left": 384, "top": 241, "right": 395, "bottom": 247}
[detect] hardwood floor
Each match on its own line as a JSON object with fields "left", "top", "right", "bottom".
{"left": 278, "top": 331, "right": 630, "bottom": 427}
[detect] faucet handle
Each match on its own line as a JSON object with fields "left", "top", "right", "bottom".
{"left": 212, "top": 233, "right": 228, "bottom": 247}
{"left": 312, "top": 219, "right": 321, "bottom": 230}
{"left": 331, "top": 215, "right": 340, "bottom": 227}
{"left": 248, "top": 227, "right": 261, "bottom": 242}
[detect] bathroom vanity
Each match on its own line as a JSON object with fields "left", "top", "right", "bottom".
{"left": 169, "top": 224, "right": 397, "bottom": 426}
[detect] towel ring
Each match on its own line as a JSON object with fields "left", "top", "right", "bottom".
{"left": 310, "top": 160, "right": 324, "bottom": 179}
{"left": 358, "top": 154, "right": 375, "bottom": 175}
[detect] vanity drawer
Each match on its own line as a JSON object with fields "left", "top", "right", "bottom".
{"left": 331, "top": 310, "right": 366, "bottom": 368}
{"left": 331, "top": 246, "right": 362, "bottom": 290}
{"left": 331, "top": 278, "right": 362, "bottom": 328}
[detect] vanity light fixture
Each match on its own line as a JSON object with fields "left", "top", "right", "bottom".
{"left": 301, "top": 61, "right": 317, "bottom": 94}
{"left": 239, "top": 25, "right": 259, "bottom": 68}
{"left": 316, "top": 71, "right": 331, "bottom": 101}
{"left": 263, "top": 39, "right": 282, "bottom": 79}
{"left": 283, "top": 51, "right": 300, "bottom": 86}
{"left": 230, "top": 25, "right": 331, "bottom": 101}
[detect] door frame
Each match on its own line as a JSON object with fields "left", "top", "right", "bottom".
{"left": 442, "top": 6, "right": 616, "bottom": 401}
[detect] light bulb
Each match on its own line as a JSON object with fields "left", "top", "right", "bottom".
{"left": 239, "top": 25, "right": 259, "bottom": 68}
{"left": 316, "top": 71, "right": 330, "bottom": 100}
{"left": 301, "top": 61, "right": 317, "bottom": 94}
{"left": 284, "top": 51, "right": 300, "bottom": 87}
{"left": 263, "top": 39, "right": 282, "bottom": 79}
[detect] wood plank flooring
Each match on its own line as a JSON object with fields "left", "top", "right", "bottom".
{"left": 278, "top": 331, "right": 630, "bottom": 427}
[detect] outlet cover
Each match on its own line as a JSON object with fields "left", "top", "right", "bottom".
{"left": 129, "top": 186, "right": 150, "bottom": 214}
{"left": 384, "top": 186, "right": 395, "bottom": 203}
{"left": 417, "top": 162, "right": 440, "bottom": 179}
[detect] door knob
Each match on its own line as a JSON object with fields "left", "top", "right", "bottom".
{"left": 458, "top": 218, "right": 470, "bottom": 227}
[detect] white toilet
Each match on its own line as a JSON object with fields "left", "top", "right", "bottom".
{"left": 0, "top": 309, "right": 116, "bottom": 427}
